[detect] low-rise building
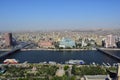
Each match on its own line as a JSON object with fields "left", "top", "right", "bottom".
{"left": 81, "top": 75, "right": 111, "bottom": 80}
{"left": 56, "top": 68, "right": 65, "bottom": 77}
{"left": 38, "top": 41, "right": 54, "bottom": 48}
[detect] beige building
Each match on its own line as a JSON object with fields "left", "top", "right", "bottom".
{"left": 81, "top": 75, "right": 111, "bottom": 80}
{"left": 56, "top": 68, "right": 65, "bottom": 77}
{"left": 105, "top": 34, "right": 116, "bottom": 48}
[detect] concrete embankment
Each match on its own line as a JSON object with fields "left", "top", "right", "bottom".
{"left": 21, "top": 48, "right": 96, "bottom": 51}
{"left": 98, "top": 48, "right": 120, "bottom": 50}
{"left": 97, "top": 48, "right": 120, "bottom": 61}
{"left": 0, "top": 49, "right": 11, "bottom": 51}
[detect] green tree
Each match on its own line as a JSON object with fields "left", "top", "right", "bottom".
{"left": 64, "top": 65, "right": 69, "bottom": 71}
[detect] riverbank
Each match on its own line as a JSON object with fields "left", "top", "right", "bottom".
{"left": 21, "top": 48, "right": 96, "bottom": 51}
{"left": 0, "top": 48, "right": 120, "bottom": 51}
{"left": 0, "top": 49, "right": 11, "bottom": 51}
{"left": 99, "top": 48, "right": 120, "bottom": 50}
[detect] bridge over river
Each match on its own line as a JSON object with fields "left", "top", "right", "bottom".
{"left": 0, "top": 43, "right": 31, "bottom": 58}
{"left": 96, "top": 48, "right": 120, "bottom": 61}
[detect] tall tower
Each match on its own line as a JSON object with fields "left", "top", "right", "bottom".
{"left": 105, "top": 34, "right": 116, "bottom": 48}
{"left": 4, "top": 33, "right": 12, "bottom": 47}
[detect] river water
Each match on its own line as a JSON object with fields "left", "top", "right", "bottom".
{"left": 0, "top": 50, "right": 119, "bottom": 65}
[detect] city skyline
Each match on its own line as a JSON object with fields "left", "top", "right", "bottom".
{"left": 0, "top": 0, "right": 120, "bottom": 31}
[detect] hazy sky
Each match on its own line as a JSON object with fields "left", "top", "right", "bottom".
{"left": 0, "top": 0, "right": 120, "bottom": 31}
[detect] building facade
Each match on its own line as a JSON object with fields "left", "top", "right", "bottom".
{"left": 59, "top": 37, "right": 76, "bottom": 48}
{"left": 105, "top": 34, "right": 116, "bottom": 48}
{"left": 38, "top": 41, "right": 54, "bottom": 48}
{"left": 4, "top": 33, "right": 12, "bottom": 47}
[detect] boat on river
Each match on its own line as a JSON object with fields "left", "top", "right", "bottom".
{"left": 3, "top": 59, "right": 19, "bottom": 64}
{"left": 65, "top": 60, "right": 85, "bottom": 65}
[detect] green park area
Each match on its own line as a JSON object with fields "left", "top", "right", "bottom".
{"left": 0, "top": 64, "right": 117, "bottom": 80}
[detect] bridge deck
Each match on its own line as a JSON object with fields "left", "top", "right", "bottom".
{"left": 97, "top": 48, "right": 120, "bottom": 61}
{"left": 0, "top": 43, "right": 30, "bottom": 58}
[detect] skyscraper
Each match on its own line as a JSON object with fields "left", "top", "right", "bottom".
{"left": 105, "top": 34, "right": 116, "bottom": 48}
{"left": 4, "top": 33, "right": 12, "bottom": 47}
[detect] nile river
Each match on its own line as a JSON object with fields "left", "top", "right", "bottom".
{"left": 0, "top": 50, "right": 120, "bottom": 65}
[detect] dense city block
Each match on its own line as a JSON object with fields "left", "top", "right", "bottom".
{"left": 0, "top": 29, "right": 120, "bottom": 50}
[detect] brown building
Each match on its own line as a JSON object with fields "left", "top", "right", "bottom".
{"left": 4, "top": 33, "right": 12, "bottom": 47}
{"left": 38, "top": 41, "right": 54, "bottom": 48}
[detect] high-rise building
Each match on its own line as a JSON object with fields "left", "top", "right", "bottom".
{"left": 4, "top": 33, "right": 12, "bottom": 47}
{"left": 105, "top": 34, "right": 116, "bottom": 48}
